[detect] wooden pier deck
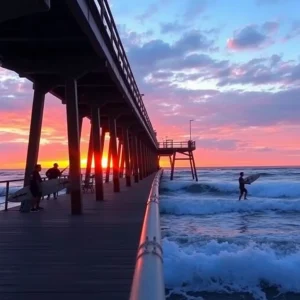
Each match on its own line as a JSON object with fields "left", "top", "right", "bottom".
{"left": 0, "top": 174, "right": 156, "bottom": 300}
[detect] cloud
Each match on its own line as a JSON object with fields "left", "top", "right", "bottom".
{"left": 183, "top": 0, "right": 209, "bottom": 20}
{"left": 136, "top": 2, "right": 159, "bottom": 22}
{"left": 126, "top": 29, "right": 215, "bottom": 78}
{"left": 117, "top": 25, "right": 153, "bottom": 49}
{"left": 262, "top": 21, "right": 280, "bottom": 33}
{"left": 216, "top": 55, "right": 300, "bottom": 87}
{"left": 227, "top": 22, "right": 279, "bottom": 50}
{"left": 127, "top": 37, "right": 300, "bottom": 90}
{"left": 284, "top": 21, "right": 300, "bottom": 41}
{"left": 0, "top": 68, "right": 33, "bottom": 111}
{"left": 160, "top": 21, "right": 190, "bottom": 34}
{"left": 198, "top": 138, "right": 244, "bottom": 151}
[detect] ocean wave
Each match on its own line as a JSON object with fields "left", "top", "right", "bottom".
{"left": 160, "top": 197, "right": 300, "bottom": 215}
{"left": 160, "top": 180, "right": 300, "bottom": 199}
{"left": 163, "top": 239, "right": 300, "bottom": 300}
{"left": 0, "top": 186, "right": 22, "bottom": 197}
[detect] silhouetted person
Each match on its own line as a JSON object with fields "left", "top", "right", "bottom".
{"left": 46, "top": 163, "right": 61, "bottom": 199}
{"left": 30, "top": 164, "right": 43, "bottom": 211}
{"left": 239, "top": 172, "right": 250, "bottom": 201}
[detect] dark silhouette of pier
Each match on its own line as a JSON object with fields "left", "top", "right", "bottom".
{"left": 0, "top": 176, "right": 156, "bottom": 299}
{"left": 0, "top": 1, "right": 197, "bottom": 299}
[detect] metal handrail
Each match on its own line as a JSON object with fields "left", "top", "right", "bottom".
{"left": 129, "top": 169, "right": 165, "bottom": 300}
{"left": 93, "top": 0, "right": 157, "bottom": 143}
{"left": 158, "top": 140, "right": 196, "bottom": 148}
{"left": 0, "top": 175, "right": 69, "bottom": 211}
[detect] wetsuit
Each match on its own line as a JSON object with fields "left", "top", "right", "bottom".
{"left": 46, "top": 168, "right": 61, "bottom": 179}
{"left": 239, "top": 176, "right": 247, "bottom": 195}
{"left": 29, "top": 170, "right": 42, "bottom": 198}
{"left": 46, "top": 167, "right": 61, "bottom": 199}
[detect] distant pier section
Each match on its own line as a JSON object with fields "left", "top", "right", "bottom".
{"left": 158, "top": 140, "right": 198, "bottom": 181}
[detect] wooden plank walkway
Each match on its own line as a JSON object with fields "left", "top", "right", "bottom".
{"left": 0, "top": 174, "right": 156, "bottom": 300}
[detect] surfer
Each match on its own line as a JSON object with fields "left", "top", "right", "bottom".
{"left": 29, "top": 164, "right": 43, "bottom": 211}
{"left": 238, "top": 172, "right": 250, "bottom": 201}
{"left": 46, "top": 163, "right": 61, "bottom": 199}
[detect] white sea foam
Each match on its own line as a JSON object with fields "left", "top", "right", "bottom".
{"left": 163, "top": 238, "right": 300, "bottom": 300}
{"left": 160, "top": 195, "right": 300, "bottom": 215}
{"left": 161, "top": 179, "right": 300, "bottom": 198}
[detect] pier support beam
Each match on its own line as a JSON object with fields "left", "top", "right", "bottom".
{"left": 109, "top": 118, "right": 120, "bottom": 192}
{"left": 91, "top": 107, "right": 104, "bottom": 200}
{"left": 105, "top": 138, "right": 112, "bottom": 183}
{"left": 138, "top": 139, "right": 144, "bottom": 180}
{"left": 85, "top": 124, "right": 93, "bottom": 184}
{"left": 24, "top": 85, "right": 46, "bottom": 186}
{"left": 65, "top": 78, "right": 82, "bottom": 214}
{"left": 119, "top": 141, "right": 125, "bottom": 178}
{"left": 117, "top": 140, "right": 122, "bottom": 175}
{"left": 170, "top": 152, "right": 176, "bottom": 180}
{"left": 101, "top": 127, "right": 107, "bottom": 155}
{"left": 130, "top": 135, "right": 139, "bottom": 183}
{"left": 191, "top": 151, "right": 198, "bottom": 182}
{"left": 144, "top": 144, "right": 148, "bottom": 176}
{"left": 123, "top": 128, "right": 131, "bottom": 187}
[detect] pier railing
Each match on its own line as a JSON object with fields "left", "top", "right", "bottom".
{"left": 0, "top": 175, "right": 69, "bottom": 211}
{"left": 129, "top": 169, "right": 165, "bottom": 300}
{"left": 92, "top": 0, "right": 157, "bottom": 143}
{"left": 158, "top": 140, "right": 196, "bottom": 149}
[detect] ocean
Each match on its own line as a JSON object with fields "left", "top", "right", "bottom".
{"left": 0, "top": 169, "right": 29, "bottom": 210}
{"left": 1, "top": 167, "right": 300, "bottom": 299}
{"left": 160, "top": 167, "right": 300, "bottom": 300}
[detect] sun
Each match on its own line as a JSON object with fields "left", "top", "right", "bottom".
{"left": 101, "top": 157, "right": 108, "bottom": 168}
{"left": 80, "top": 157, "right": 108, "bottom": 169}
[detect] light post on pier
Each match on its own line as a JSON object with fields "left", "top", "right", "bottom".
{"left": 189, "top": 119, "right": 194, "bottom": 141}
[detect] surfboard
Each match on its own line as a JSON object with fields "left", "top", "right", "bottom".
{"left": 244, "top": 173, "right": 260, "bottom": 184}
{"left": 8, "top": 178, "right": 69, "bottom": 203}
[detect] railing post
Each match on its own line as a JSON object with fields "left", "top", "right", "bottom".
{"left": 4, "top": 181, "right": 9, "bottom": 211}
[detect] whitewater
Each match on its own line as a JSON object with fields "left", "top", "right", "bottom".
{"left": 160, "top": 167, "right": 300, "bottom": 300}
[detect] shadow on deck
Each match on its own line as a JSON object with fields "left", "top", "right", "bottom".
{"left": 0, "top": 175, "right": 156, "bottom": 300}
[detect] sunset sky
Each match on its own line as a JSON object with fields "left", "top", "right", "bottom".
{"left": 1, "top": 0, "right": 300, "bottom": 168}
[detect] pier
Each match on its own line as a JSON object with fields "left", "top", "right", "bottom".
{"left": 0, "top": 0, "right": 196, "bottom": 299}
{"left": 0, "top": 176, "right": 156, "bottom": 299}
{"left": 158, "top": 140, "right": 198, "bottom": 181}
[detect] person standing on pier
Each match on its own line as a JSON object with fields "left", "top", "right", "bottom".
{"left": 30, "top": 164, "right": 43, "bottom": 212}
{"left": 46, "top": 163, "right": 61, "bottom": 199}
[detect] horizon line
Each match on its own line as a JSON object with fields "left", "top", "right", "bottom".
{"left": 1, "top": 164, "right": 300, "bottom": 170}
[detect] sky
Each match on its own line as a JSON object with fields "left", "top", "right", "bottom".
{"left": 1, "top": 0, "right": 300, "bottom": 168}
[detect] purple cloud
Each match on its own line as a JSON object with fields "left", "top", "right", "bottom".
{"left": 262, "top": 21, "right": 280, "bottom": 33}
{"left": 117, "top": 25, "right": 153, "bottom": 49}
{"left": 197, "top": 138, "right": 244, "bottom": 151}
{"left": 183, "top": 0, "right": 208, "bottom": 20}
{"left": 126, "top": 29, "right": 215, "bottom": 78}
{"left": 216, "top": 55, "right": 300, "bottom": 87}
{"left": 227, "top": 22, "right": 279, "bottom": 50}
{"left": 136, "top": 3, "right": 159, "bottom": 22}
{"left": 160, "top": 22, "right": 189, "bottom": 34}
{"left": 0, "top": 69, "right": 33, "bottom": 111}
{"left": 285, "top": 21, "right": 300, "bottom": 41}
{"left": 122, "top": 26, "right": 300, "bottom": 90}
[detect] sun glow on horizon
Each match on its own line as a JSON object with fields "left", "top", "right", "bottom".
{"left": 80, "top": 157, "right": 108, "bottom": 169}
